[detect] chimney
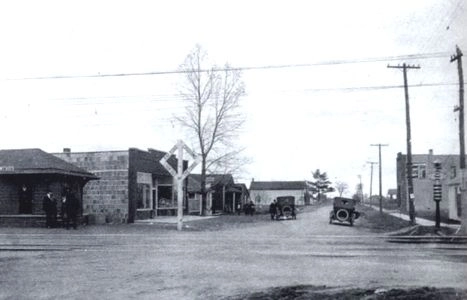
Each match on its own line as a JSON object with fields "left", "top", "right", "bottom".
{"left": 63, "top": 148, "right": 71, "bottom": 157}
{"left": 429, "top": 149, "right": 433, "bottom": 156}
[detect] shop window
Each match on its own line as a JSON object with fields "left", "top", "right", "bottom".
{"left": 451, "top": 166, "right": 457, "bottom": 179}
{"left": 157, "top": 185, "right": 174, "bottom": 208}
{"left": 137, "top": 183, "right": 151, "bottom": 209}
{"left": 136, "top": 172, "right": 153, "bottom": 209}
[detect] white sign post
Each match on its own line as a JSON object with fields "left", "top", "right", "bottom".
{"left": 160, "top": 140, "right": 200, "bottom": 231}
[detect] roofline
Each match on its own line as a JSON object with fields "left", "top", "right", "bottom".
{"left": 52, "top": 147, "right": 169, "bottom": 155}
{"left": 0, "top": 169, "right": 98, "bottom": 179}
{"left": 51, "top": 149, "right": 129, "bottom": 155}
{"left": 250, "top": 180, "right": 307, "bottom": 183}
{"left": 250, "top": 188, "right": 308, "bottom": 191}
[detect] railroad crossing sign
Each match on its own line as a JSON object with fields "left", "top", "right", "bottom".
{"left": 160, "top": 140, "right": 200, "bottom": 180}
{"left": 160, "top": 140, "right": 201, "bottom": 231}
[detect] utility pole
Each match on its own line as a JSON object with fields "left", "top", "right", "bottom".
{"left": 358, "top": 174, "right": 363, "bottom": 203}
{"left": 371, "top": 144, "right": 388, "bottom": 214}
{"left": 451, "top": 45, "right": 466, "bottom": 234}
{"left": 366, "top": 161, "right": 378, "bottom": 207}
{"left": 388, "top": 63, "right": 420, "bottom": 225}
{"left": 451, "top": 46, "right": 465, "bottom": 168}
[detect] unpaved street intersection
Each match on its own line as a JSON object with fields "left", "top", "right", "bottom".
{"left": 1, "top": 205, "right": 466, "bottom": 299}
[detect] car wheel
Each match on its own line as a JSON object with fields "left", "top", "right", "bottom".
{"left": 336, "top": 209, "right": 349, "bottom": 222}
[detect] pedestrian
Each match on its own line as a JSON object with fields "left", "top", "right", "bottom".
{"left": 248, "top": 200, "right": 255, "bottom": 216}
{"left": 236, "top": 203, "right": 241, "bottom": 215}
{"left": 64, "top": 188, "right": 79, "bottom": 229}
{"left": 291, "top": 203, "right": 296, "bottom": 220}
{"left": 60, "top": 191, "right": 70, "bottom": 229}
{"left": 269, "top": 199, "right": 277, "bottom": 220}
{"left": 42, "top": 191, "right": 57, "bottom": 228}
{"left": 243, "top": 202, "right": 250, "bottom": 215}
{"left": 18, "top": 184, "right": 32, "bottom": 214}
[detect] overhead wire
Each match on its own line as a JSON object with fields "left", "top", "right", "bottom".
{"left": 30, "top": 81, "right": 459, "bottom": 107}
{"left": 6, "top": 52, "right": 452, "bottom": 81}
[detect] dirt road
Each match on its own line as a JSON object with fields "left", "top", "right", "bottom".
{"left": 0, "top": 205, "right": 466, "bottom": 299}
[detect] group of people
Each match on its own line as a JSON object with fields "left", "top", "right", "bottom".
{"left": 243, "top": 200, "right": 256, "bottom": 216}
{"left": 42, "top": 188, "right": 79, "bottom": 229}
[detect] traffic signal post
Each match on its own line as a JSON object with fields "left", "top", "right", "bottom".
{"left": 432, "top": 161, "right": 442, "bottom": 229}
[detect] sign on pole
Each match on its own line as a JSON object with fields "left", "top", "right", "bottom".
{"left": 160, "top": 140, "right": 201, "bottom": 231}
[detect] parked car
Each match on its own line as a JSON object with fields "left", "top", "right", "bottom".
{"left": 329, "top": 197, "right": 360, "bottom": 226}
{"left": 274, "top": 196, "right": 296, "bottom": 220}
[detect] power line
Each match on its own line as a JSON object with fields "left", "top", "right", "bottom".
{"left": 6, "top": 52, "right": 451, "bottom": 81}
{"left": 302, "top": 82, "right": 459, "bottom": 93}
{"left": 12, "top": 81, "right": 460, "bottom": 107}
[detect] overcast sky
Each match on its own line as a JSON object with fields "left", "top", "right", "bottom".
{"left": 0, "top": 0, "right": 465, "bottom": 197}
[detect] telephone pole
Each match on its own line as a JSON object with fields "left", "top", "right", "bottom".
{"left": 370, "top": 144, "right": 388, "bottom": 214}
{"left": 388, "top": 63, "right": 420, "bottom": 225}
{"left": 451, "top": 45, "right": 466, "bottom": 234}
{"left": 451, "top": 46, "right": 465, "bottom": 169}
{"left": 366, "top": 161, "right": 378, "bottom": 207}
{"left": 358, "top": 174, "right": 363, "bottom": 203}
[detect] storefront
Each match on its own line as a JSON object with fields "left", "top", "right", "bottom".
{"left": 54, "top": 147, "right": 186, "bottom": 223}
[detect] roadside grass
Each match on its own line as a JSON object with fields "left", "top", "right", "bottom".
{"left": 356, "top": 205, "right": 461, "bottom": 237}
{"left": 356, "top": 204, "right": 412, "bottom": 233}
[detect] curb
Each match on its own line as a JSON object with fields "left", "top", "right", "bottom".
{"left": 386, "top": 236, "right": 467, "bottom": 244}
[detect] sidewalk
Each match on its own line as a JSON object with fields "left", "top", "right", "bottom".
{"left": 134, "top": 215, "right": 219, "bottom": 224}
{"left": 366, "top": 205, "right": 461, "bottom": 229}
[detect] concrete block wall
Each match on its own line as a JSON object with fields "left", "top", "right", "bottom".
{"left": 54, "top": 150, "right": 129, "bottom": 223}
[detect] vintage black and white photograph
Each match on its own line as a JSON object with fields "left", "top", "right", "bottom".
{"left": 0, "top": 1, "right": 466, "bottom": 299}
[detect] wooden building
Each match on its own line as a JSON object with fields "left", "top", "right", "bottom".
{"left": 0, "top": 148, "right": 98, "bottom": 227}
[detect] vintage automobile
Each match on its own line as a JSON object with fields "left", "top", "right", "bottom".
{"left": 274, "top": 196, "right": 296, "bottom": 220}
{"left": 329, "top": 197, "right": 360, "bottom": 226}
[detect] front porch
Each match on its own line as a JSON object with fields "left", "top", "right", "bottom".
{"left": 0, "top": 214, "right": 89, "bottom": 227}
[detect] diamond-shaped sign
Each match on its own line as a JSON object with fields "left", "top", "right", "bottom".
{"left": 160, "top": 140, "right": 200, "bottom": 180}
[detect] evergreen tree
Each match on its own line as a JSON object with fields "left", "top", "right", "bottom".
{"left": 308, "top": 169, "right": 335, "bottom": 200}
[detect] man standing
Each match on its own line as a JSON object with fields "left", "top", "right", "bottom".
{"left": 19, "top": 184, "right": 32, "bottom": 214}
{"left": 64, "top": 189, "right": 79, "bottom": 230}
{"left": 269, "top": 199, "right": 277, "bottom": 220}
{"left": 42, "top": 191, "right": 57, "bottom": 228}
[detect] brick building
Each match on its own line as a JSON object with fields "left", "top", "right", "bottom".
{"left": 0, "top": 148, "right": 97, "bottom": 226}
{"left": 397, "top": 149, "right": 462, "bottom": 222}
{"left": 54, "top": 148, "right": 183, "bottom": 223}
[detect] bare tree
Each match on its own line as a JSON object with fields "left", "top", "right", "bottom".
{"left": 335, "top": 181, "right": 349, "bottom": 197}
{"left": 176, "top": 45, "right": 246, "bottom": 215}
